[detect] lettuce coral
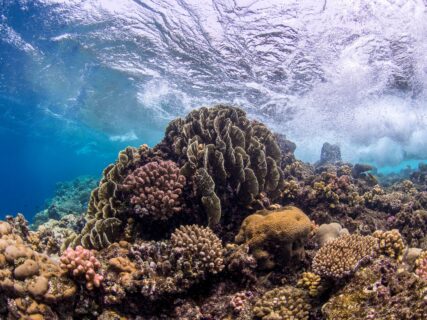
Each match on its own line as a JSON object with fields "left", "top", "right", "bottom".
{"left": 160, "top": 105, "right": 284, "bottom": 227}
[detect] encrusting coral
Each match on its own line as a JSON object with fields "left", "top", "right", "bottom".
{"left": 312, "top": 234, "right": 378, "bottom": 279}
{"left": 121, "top": 160, "right": 186, "bottom": 221}
{"left": 235, "top": 206, "right": 312, "bottom": 269}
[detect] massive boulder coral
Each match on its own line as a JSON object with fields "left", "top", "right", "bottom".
{"left": 312, "top": 234, "right": 378, "bottom": 279}
{"left": 160, "top": 105, "right": 285, "bottom": 226}
{"left": 0, "top": 222, "right": 77, "bottom": 318}
{"left": 121, "top": 160, "right": 186, "bottom": 221}
{"left": 235, "top": 206, "right": 312, "bottom": 269}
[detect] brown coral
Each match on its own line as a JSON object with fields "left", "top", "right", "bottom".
{"left": 161, "top": 105, "right": 284, "bottom": 227}
{"left": 122, "top": 160, "right": 186, "bottom": 220}
{"left": 171, "top": 224, "right": 225, "bottom": 277}
{"left": 312, "top": 234, "right": 378, "bottom": 279}
{"left": 372, "top": 229, "right": 405, "bottom": 261}
{"left": 235, "top": 206, "right": 312, "bottom": 269}
{"left": 0, "top": 223, "right": 76, "bottom": 315}
{"left": 252, "top": 286, "right": 310, "bottom": 320}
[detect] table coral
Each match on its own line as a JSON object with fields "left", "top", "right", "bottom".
{"left": 312, "top": 234, "right": 378, "bottom": 279}
{"left": 122, "top": 160, "right": 186, "bottom": 220}
{"left": 60, "top": 246, "right": 103, "bottom": 290}
{"left": 235, "top": 206, "right": 312, "bottom": 269}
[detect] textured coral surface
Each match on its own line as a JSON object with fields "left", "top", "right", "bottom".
{"left": 2, "top": 105, "right": 427, "bottom": 319}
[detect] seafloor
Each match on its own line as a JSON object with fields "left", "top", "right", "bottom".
{"left": 1, "top": 105, "right": 427, "bottom": 320}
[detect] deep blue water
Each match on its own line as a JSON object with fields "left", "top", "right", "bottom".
{"left": 1, "top": 0, "right": 427, "bottom": 220}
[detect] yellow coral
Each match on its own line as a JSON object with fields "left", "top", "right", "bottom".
{"left": 253, "top": 286, "right": 310, "bottom": 320}
{"left": 297, "top": 272, "right": 322, "bottom": 297}
{"left": 235, "top": 206, "right": 312, "bottom": 269}
{"left": 312, "top": 234, "right": 378, "bottom": 279}
{"left": 372, "top": 229, "right": 405, "bottom": 262}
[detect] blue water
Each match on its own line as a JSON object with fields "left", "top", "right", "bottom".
{"left": 1, "top": 0, "right": 427, "bottom": 220}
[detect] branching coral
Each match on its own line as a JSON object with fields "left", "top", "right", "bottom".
{"left": 312, "top": 234, "right": 378, "bottom": 279}
{"left": 372, "top": 229, "right": 405, "bottom": 261}
{"left": 415, "top": 251, "right": 427, "bottom": 281}
{"left": 60, "top": 246, "right": 103, "bottom": 290}
{"left": 171, "top": 224, "right": 225, "bottom": 277}
{"left": 122, "top": 160, "right": 186, "bottom": 220}
{"left": 235, "top": 206, "right": 312, "bottom": 269}
{"left": 297, "top": 272, "right": 323, "bottom": 297}
{"left": 252, "top": 286, "right": 310, "bottom": 320}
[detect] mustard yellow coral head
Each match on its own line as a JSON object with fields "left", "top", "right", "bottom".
{"left": 235, "top": 206, "right": 312, "bottom": 269}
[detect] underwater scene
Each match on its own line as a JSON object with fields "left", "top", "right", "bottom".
{"left": 1, "top": 0, "right": 427, "bottom": 319}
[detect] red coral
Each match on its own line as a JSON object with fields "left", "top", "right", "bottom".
{"left": 122, "top": 160, "right": 186, "bottom": 220}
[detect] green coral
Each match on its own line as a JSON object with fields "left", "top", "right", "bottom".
{"left": 162, "top": 105, "right": 284, "bottom": 227}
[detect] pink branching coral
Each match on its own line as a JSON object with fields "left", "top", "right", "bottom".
{"left": 230, "top": 291, "right": 253, "bottom": 313}
{"left": 122, "top": 160, "right": 186, "bottom": 220}
{"left": 60, "top": 246, "right": 103, "bottom": 290}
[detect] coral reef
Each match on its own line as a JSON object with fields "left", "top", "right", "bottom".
{"left": 235, "top": 206, "right": 312, "bottom": 269}
{"left": 3, "top": 106, "right": 427, "bottom": 319}
{"left": 372, "top": 229, "right": 405, "bottom": 261}
{"left": 0, "top": 221, "right": 77, "bottom": 319}
{"left": 322, "top": 258, "right": 427, "bottom": 319}
{"left": 32, "top": 176, "right": 98, "bottom": 228}
{"left": 316, "top": 142, "right": 342, "bottom": 166}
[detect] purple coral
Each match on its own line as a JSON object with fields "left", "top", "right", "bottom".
{"left": 60, "top": 246, "right": 103, "bottom": 290}
{"left": 122, "top": 160, "right": 186, "bottom": 220}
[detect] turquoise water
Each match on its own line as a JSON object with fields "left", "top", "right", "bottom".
{"left": 1, "top": 1, "right": 427, "bottom": 219}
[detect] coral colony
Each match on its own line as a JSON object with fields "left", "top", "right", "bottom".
{"left": 1, "top": 105, "right": 427, "bottom": 319}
